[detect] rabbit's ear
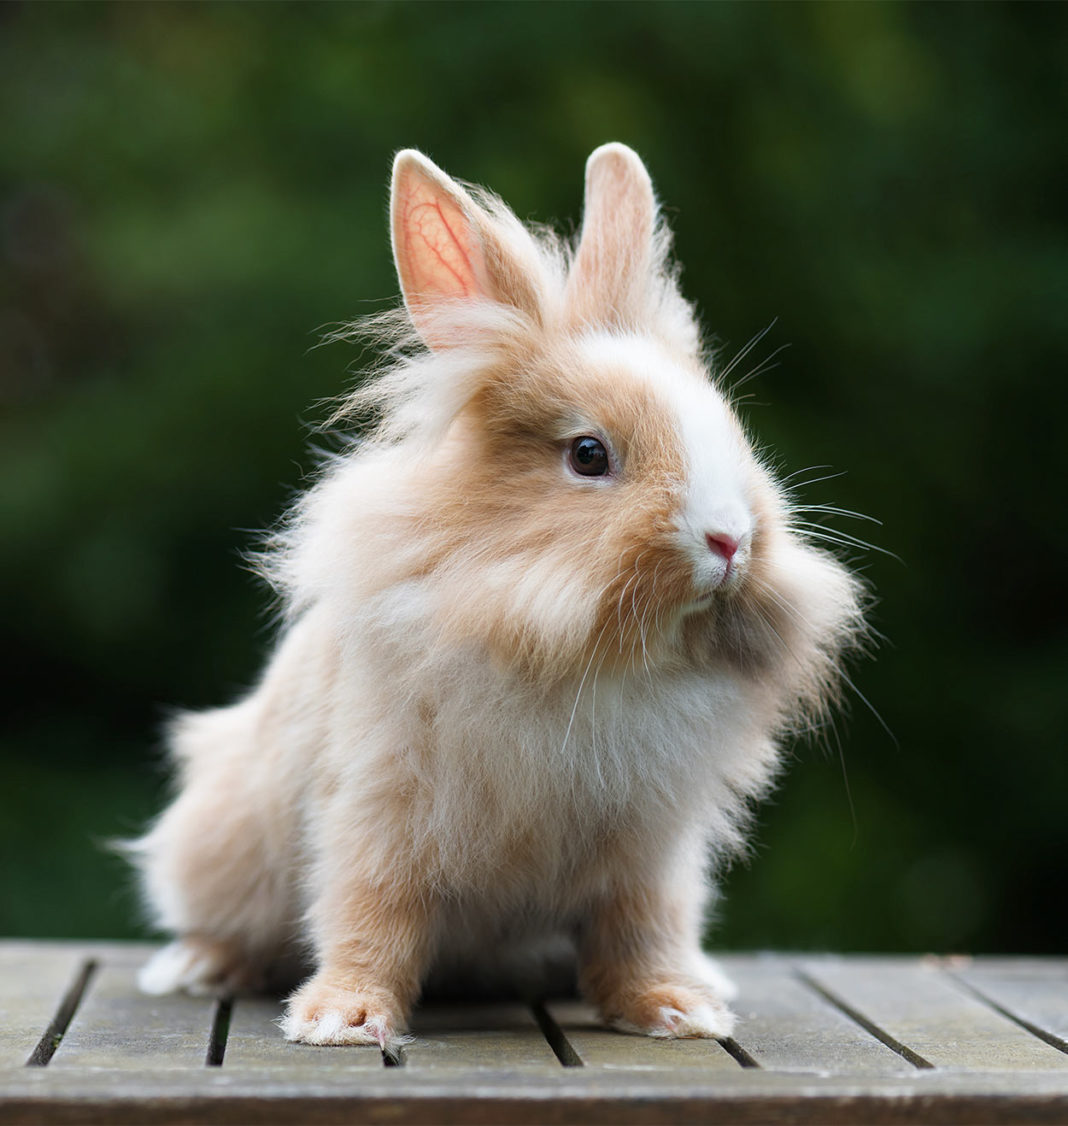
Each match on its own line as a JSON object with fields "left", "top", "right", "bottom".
{"left": 566, "top": 143, "right": 657, "bottom": 328}
{"left": 391, "top": 150, "right": 542, "bottom": 349}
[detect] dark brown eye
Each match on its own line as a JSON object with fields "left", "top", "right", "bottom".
{"left": 568, "top": 436, "right": 610, "bottom": 477}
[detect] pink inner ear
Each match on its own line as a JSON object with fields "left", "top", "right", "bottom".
{"left": 395, "top": 174, "right": 487, "bottom": 305}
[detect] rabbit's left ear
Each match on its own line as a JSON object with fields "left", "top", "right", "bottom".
{"left": 565, "top": 143, "right": 658, "bottom": 329}
{"left": 391, "top": 150, "right": 542, "bottom": 349}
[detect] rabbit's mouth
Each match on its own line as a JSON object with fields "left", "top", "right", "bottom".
{"left": 681, "top": 577, "right": 742, "bottom": 618}
{"left": 683, "top": 592, "right": 718, "bottom": 617}
{"left": 686, "top": 546, "right": 750, "bottom": 609}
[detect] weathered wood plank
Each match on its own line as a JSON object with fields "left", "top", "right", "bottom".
{"left": 544, "top": 1000, "right": 739, "bottom": 1070}
{"left": 798, "top": 956, "right": 1068, "bottom": 1071}
{"left": 721, "top": 954, "right": 911, "bottom": 1074}
{"left": 49, "top": 957, "right": 217, "bottom": 1070}
{"left": 223, "top": 996, "right": 383, "bottom": 1071}
{"left": 403, "top": 1004, "right": 561, "bottom": 1071}
{"left": 0, "top": 943, "right": 89, "bottom": 1068}
{"left": 7, "top": 1064, "right": 1068, "bottom": 1125}
{"left": 950, "top": 957, "right": 1068, "bottom": 1052}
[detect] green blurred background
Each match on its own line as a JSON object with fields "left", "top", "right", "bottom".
{"left": 3, "top": 2, "right": 1066, "bottom": 954}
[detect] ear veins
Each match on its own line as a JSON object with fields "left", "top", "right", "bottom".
{"left": 404, "top": 198, "right": 481, "bottom": 299}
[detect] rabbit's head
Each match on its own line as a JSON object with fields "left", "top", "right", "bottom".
{"left": 315, "top": 146, "right": 863, "bottom": 727}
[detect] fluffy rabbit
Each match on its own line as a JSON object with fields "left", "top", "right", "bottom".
{"left": 131, "top": 144, "right": 866, "bottom": 1052}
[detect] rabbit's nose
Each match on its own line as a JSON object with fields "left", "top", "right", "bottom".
{"left": 706, "top": 533, "right": 740, "bottom": 564}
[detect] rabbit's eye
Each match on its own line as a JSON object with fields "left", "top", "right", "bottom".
{"left": 568, "top": 436, "right": 610, "bottom": 477}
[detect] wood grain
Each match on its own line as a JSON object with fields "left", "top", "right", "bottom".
{"left": 949, "top": 957, "right": 1068, "bottom": 1053}
{"left": 48, "top": 957, "right": 217, "bottom": 1070}
{"left": 721, "top": 954, "right": 911, "bottom": 1074}
{"left": 403, "top": 1003, "right": 561, "bottom": 1071}
{"left": 798, "top": 955, "right": 1068, "bottom": 1071}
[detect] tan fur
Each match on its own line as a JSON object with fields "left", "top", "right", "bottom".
{"left": 130, "top": 145, "right": 867, "bottom": 1053}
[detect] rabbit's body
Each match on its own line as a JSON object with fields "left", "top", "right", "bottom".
{"left": 134, "top": 145, "right": 865, "bottom": 1051}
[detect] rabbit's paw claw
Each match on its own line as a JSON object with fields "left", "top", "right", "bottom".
{"left": 281, "top": 979, "right": 408, "bottom": 1055}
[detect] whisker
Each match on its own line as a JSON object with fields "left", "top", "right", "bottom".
{"left": 785, "top": 468, "right": 848, "bottom": 491}
{"left": 828, "top": 713, "right": 859, "bottom": 847}
{"left": 557, "top": 558, "right": 640, "bottom": 760}
{"left": 791, "top": 522, "right": 901, "bottom": 562}
{"left": 726, "top": 342, "right": 791, "bottom": 397}
{"left": 839, "top": 668, "right": 898, "bottom": 749}
{"left": 637, "top": 591, "right": 654, "bottom": 680}
{"left": 718, "top": 319, "right": 779, "bottom": 386}
{"left": 615, "top": 570, "right": 641, "bottom": 654}
{"left": 781, "top": 463, "right": 833, "bottom": 484}
{"left": 650, "top": 560, "right": 666, "bottom": 639}
{"left": 752, "top": 580, "right": 813, "bottom": 634}
{"left": 559, "top": 613, "right": 616, "bottom": 759}
{"left": 793, "top": 504, "right": 883, "bottom": 527}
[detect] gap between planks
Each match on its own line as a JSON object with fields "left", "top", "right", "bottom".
{"left": 25, "top": 958, "right": 98, "bottom": 1068}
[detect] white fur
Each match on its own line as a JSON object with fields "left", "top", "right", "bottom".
{"left": 138, "top": 940, "right": 209, "bottom": 996}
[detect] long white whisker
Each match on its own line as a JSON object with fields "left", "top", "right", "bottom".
{"left": 557, "top": 559, "right": 638, "bottom": 761}
{"left": 751, "top": 577, "right": 816, "bottom": 633}
{"left": 559, "top": 613, "right": 616, "bottom": 759}
{"left": 726, "top": 343, "right": 791, "bottom": 398}
{"left": 650, "top": 560, "right": 666, "bottom": 638}
{"left": 793, "top": 504, "right": 883, "bottom": 526}
{"left": 791, "top": 522, "right": 900, "bottom": 562}
{"left": 829, "top": 716, "right": 859, "bottom": 847}
{"left": 749, "top": 598, "right": 806, "bottom": 668}
{"left": 781, "top": 463, "right": 833, "bottom": 484}
{"left": 785, "top": 468, "right": 848, "bottom": 491}
{"left": 718, "top": 319, "right": 778, "bottom": 385}
{"left": 839, "top": 668, "right": 898, "bottom": 748}
{"left": 615, "top": 571, "right": 640, "bottom": 654}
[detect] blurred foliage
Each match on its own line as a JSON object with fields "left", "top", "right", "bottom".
{"left": 2, "top": 2, "right": 1066, "bottom": 953}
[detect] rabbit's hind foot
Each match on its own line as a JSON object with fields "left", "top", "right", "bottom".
{"left": 138, "top": 935, "right": 262, "bottom": 997}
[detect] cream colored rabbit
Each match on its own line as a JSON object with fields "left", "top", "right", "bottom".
{"left": 131, "top": 144, "right": 865, "bottom": 1054}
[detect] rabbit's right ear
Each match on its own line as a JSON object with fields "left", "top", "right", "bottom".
{"left": 391, "top": 151, "right": 543, "bottom": 350}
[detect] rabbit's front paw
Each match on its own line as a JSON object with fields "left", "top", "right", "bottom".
{"left": 281, "top": 977, "right": 408, "bottom": 1054}
{"left": 603, "top": 982, "right": 736, "bottom": 1040}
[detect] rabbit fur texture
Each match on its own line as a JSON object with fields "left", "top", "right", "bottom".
{"left": 131, "top": 144, "right": 867, "bottom": 1054}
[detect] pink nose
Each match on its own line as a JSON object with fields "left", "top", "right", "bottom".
{"left": 706, "top": 533, "right": 740, "bottom": 564}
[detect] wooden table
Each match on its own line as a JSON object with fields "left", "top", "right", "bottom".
{"left": 2, "top": 941, "right": 1067, "bottom": 1123}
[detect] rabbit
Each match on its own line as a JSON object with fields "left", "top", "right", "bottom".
{"left": 129, "top": 143, "right": 866, "bottom": 1054}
